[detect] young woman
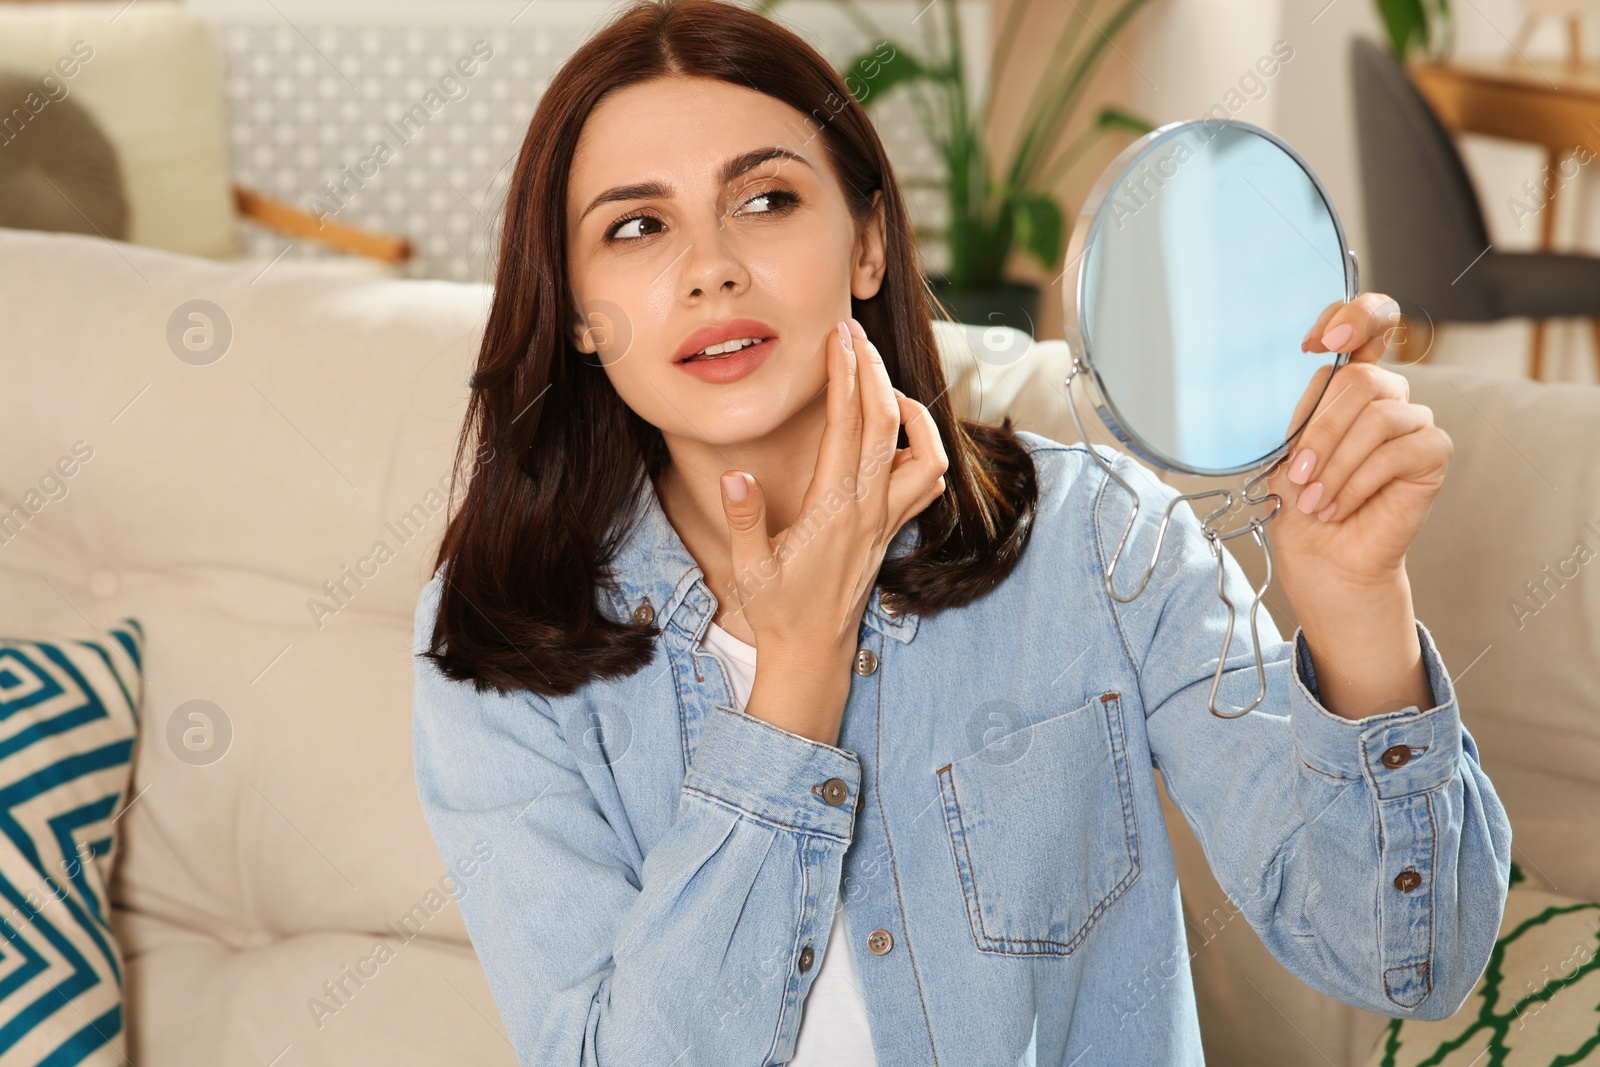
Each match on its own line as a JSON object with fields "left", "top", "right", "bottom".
{"left": 411, "top": 2, "right": 1512, "bottom": 1064}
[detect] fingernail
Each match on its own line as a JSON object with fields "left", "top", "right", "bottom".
{"left": 837, "top": 321, "right": 852, "bottom": 349}
{"left": 1296, "top": 481, "right": 1324, "bottom": 514}
{"left": 1321, "top": 322, "right": 1353, "bottom": 351}
{"left": 1288, "top": 448, "right": 1316, "bottom": 485}
{"left": 847, "top": 317, "right": 866, "bottom": 339}
{"left": 722, "top": 472, "right": 748, "bottom": 501}
{"left": 1317, "top": 501, "right": 1338, "bottom": 523}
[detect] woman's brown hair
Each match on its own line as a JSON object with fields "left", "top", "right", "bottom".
{"left": 422, "top": 0, "right": 1039, "bottom": 696}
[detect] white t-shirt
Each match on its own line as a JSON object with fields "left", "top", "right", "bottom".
{"left": 698, "top": 620, "right": 879, "bottom": 1066}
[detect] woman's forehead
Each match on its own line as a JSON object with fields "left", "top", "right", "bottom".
{"left": 569, "top": 77, "right": 816, "bottom": 192}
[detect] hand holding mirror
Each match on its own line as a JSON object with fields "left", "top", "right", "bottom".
{"left": 1060, "top": 118, "right": 1356, "bottom": 719}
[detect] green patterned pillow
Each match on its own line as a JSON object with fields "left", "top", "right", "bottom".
{"left": 1366, "top": 862, "right": 1600, "bottom": 1066}
{"left": 0, "top": 619, "right": 142, "bottom": 1065}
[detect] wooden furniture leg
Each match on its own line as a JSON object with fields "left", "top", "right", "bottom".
{"left": 1512, "top": 13, "right": 1536, "bottom": 57}
{"left": 233, "top": 185, "right": 414, "bottom": 264}
{"left": 1526, "top": 151, "right": 1561, "bottom": 383}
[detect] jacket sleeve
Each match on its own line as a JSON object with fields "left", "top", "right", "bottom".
{"left": 1089, "top": 448, "right": 1513, "bottom": 1021}
{"left": 410, "top": 574, "right": 861, "bottom": 1066}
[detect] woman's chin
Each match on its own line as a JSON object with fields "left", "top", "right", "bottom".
{"left": 670, "top": 401, "right": 806, "bottom": 450}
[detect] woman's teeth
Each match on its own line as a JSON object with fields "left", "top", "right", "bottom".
{"left": 689, "top": 337, "right": 765, "bottom": 360}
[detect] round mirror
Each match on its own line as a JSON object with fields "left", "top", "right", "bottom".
{"left": 1062, "top": 119, "right": 1355, "bottom": 477}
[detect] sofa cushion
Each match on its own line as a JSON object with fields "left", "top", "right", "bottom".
{"left": 0, "top": 618, "right": 142, "bottom": 1065}
{"left": 1393, "top": 361, "right": 1600, "bottom": 903}
{"left": 0, "top": 225, "right": 511, "bottom": 1065}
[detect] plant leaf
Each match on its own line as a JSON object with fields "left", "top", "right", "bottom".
{"left": 1013, "top": 193, "right": 1065, "bottom": 270}
{"left": 839, "top": 42, "right": 927, "bottom": 105}
{"left": 1096, "top": 106, "right": 1154, "bottom": 135}
{"left": 1376, "top": 0, "right": 1428, "bottom": 58}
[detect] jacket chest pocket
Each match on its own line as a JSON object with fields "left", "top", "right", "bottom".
{"left": 934, "top": 691, "right": 1141, "bottom": 956}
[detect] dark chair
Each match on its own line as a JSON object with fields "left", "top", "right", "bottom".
{"left": 1349, "top": 36, "right": 1600, "bottom": 380}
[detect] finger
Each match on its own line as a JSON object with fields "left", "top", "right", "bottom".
{"left": 1289, "top": 399, "right": 1432, "bottom": 519}
{"left": 846, "top": 317, "right": 902, "bottom": 514}
{"left": 894, "top": 461, "right": 947, "bottom": 525}
{"left": 1299, "top": 299, "right": 1345, "bottom": 353}
{"left": 1309, "top": 427, "right": 1451, "bottom": 524}
{"left": 893, "top": 385, "right": 946, "bottom": 455}
{"left": 1283, "top": 362, "right": 1409, "bottom": 488}
{"left": 889, "top": 388, "right": 947, "bottom": 476}
{"left": 803, "top": 320, "right": 865, "bottom": 513}
{"left": 902, "top": 473, "right": 947, "bottom": 523}
{"left": 1302, "top": 292, "right": 1402, "bottom": 361}
{"left": 719, "top": 469, "right": 771, "bottom": 591}
{"left": 1283, "top": 362, "right": 1336, "bottom": 443}
{"left": 886, "top": 389, "right": 949, "bottom": 525}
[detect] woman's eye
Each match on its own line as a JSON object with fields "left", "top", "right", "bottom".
{"left": 607, "top": 214, "right": 663, "bottom": 241}
{"left": 604, "top": 189, "right": 799, "bottom": 243}
{"left": 735, "top": 189, "right": 800, "bottom": 216}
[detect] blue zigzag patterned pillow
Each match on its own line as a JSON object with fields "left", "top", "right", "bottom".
{"left": 0, "top": 619, "right": 142, "bottom": 1066}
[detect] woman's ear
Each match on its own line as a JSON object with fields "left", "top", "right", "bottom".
{"left": 571, "top": 300, "right": 634, "bottom": 363}
{"left": 850, "top": 190, "right": 888, "bottom": 301}
{"left": 570, "top": 305, "right": 597, "bottom": 355}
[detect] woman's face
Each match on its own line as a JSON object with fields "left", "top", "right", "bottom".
{"left": 564, "top": 74, "right": 885, "bottom": 449}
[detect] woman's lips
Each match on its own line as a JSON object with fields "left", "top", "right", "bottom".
{"left": 675, "top": 337, "right": 776, "bottom": 383}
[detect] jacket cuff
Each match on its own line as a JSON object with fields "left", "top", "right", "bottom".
{"left": 681, "top": 704, "right": 862, "bottom": 843}
{"left": 1290, "top": 619, "right": 1462, "bottom": 799}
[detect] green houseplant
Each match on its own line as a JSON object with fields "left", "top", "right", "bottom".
{"left": 1375, "top": 0, "right": 1454, "bottom": 61}
{"left": 758, "top": 0, "right": 1153, "bottom": 334}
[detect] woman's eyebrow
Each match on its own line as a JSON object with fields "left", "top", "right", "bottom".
{"left": 578, "top": 146, "right": 812, "bottom": 223}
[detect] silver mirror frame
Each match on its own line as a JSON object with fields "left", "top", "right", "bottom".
{"left": 1062, "top": 117, "right": 1358, "bottom": 477}
{"left": 1058, "top": 118, "right": 1359, "bottom": 717}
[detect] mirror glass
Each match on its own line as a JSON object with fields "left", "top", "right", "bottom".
{"left": 1073, "top": 121, "right": 1352, "bottom": 476}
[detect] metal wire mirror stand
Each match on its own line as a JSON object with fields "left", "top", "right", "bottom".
{"left": 1062, "top": 357, "right": 1288, "bottom": 719}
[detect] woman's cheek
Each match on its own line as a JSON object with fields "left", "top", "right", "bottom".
{"left": 599, "top": 363, "right": 662, "bottom": 427}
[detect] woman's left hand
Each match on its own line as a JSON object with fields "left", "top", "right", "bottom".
{"left": 1266, "top": 291, "right": 1454, "bottom": 592}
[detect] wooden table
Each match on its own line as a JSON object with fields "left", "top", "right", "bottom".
{"left": 1411, "top": 59, "right": 1600, "bottom": 144}
{"left": 1407, "top": 58, "right": 1600, "bottom": 377}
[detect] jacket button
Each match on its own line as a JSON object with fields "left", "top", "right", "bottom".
{"left": 1394, "top": 869, "right": 1422, "bottom": 893}
{"left": 817, "top": 778, "right": 849, "bottom": 806}
{"left": 631, "top": 600, "right": 654, "bottom": 625}
{"left": 1380, "top": 744, "right": 1411, "bottom": 769}
{"left": 879, "top": 590, "right": 899, "bottom": 617}
{"left": 866, "top": 929, "right": 893, "bottom": 955}
{"left": 853, "top": 649, "right": 879, "bottom": 675}
{"left": 798, "top": 945, "right": 814, "bottom": 973}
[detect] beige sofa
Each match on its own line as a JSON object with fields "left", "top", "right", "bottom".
{"left": 1, "top": 225, "right": 1593, "bottom": 1066}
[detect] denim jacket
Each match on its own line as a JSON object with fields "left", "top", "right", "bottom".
{"left": 411, "top": 429, "right": 1513, "bottom": 1067}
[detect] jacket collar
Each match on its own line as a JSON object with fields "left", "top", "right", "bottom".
{"left": 603, "top": 470, "right": 921, "bottom": 646}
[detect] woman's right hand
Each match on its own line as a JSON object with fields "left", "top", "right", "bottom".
{"left": 717, "top": 317, "right": 948, "bottom": 744}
